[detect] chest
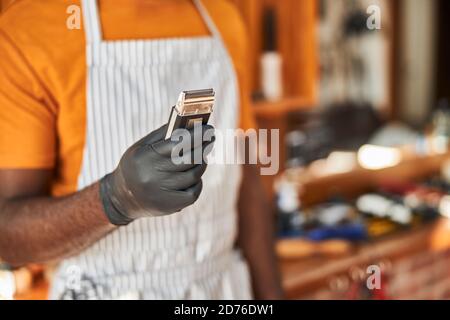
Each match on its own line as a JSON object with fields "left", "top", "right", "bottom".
{"left": 77, "top": 37, "right": 239, "bottom": 186}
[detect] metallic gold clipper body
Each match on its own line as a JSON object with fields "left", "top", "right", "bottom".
{"left": 165, "top": 89, "right": 215, "bottom": 140}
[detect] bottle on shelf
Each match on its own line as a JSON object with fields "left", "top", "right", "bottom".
{"left": 260, "top": 7, "right": 283, "bottom": 102}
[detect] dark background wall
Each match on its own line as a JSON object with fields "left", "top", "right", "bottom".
{"left": 436, "top": 0, "right": 450, "bottom": 105}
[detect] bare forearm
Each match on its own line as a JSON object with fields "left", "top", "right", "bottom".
{"left": 238, "top": 165, "right": 283, "bottom": 299}
{"left": 0, "top": 183, "right": 115, "bottom": 266}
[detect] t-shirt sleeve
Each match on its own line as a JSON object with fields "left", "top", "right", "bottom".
{"left": 0, "top": 29, "right": 57, "bottom": 169}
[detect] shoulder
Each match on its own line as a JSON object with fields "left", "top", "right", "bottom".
{"left": 203, "top": 0, "right": 245, "bottom": 24}
{"left": 0, "top": 0, "right": 78, "bottom": 35}
{"left": 0, "top": 0, "right": 84, "bottom": 58}
{"left": 203, "top": 0, "right": 247, "bottom": 38}
{"left": 0, "top": 0, "right": 85, "bottom": 92}
{"left": 203, "top": 0, "right": 249, "bottom": 66}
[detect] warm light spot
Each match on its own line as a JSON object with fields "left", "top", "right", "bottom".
{"left": 439, "top": 196, "right": 450, "bottom": 219}
{"left": 357, "top": 145, "right": 402, "bottom": 170}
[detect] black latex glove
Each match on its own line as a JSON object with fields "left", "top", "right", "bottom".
{"left": 99, "top": 124, "right": 215, "bottom": 225}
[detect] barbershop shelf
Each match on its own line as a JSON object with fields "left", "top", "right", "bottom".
{"left": 280, "top": 218, "right": 450, "bottom": 299}
{"left": 279, "top": 151, "right": 450, "bottom": 299}
{"left": 253, "top": 96, "right": 315, "bottom": 118}
{"left": 294, "top": 152, "right": 450, "bottom": 207}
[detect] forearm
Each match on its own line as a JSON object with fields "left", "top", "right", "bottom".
{"left": 237, "top": 164, "right": 283, "bottom": 299}
{"left": 0, "top": 124, "right": 211, "bottom": 266}
{"left": 0, "top": 183, "right": 115, "bottom": 266}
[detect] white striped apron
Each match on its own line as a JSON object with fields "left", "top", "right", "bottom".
{"left": 49, "top": 0, "right": 252, "bottom": 300}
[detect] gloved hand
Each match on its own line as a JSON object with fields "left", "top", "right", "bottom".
{"left": 99, "top": 124, "right": 215, "bottom": 225}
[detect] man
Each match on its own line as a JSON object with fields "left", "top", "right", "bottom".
{"left": 0, "top": 0, "right": 282, "bottom": 299}
{"left": 0, "top": 0, "right": 281, "bottom": 299}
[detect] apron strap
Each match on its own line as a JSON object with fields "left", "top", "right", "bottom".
{"left": 192, "top": 0, "right": 224, "bottom": 41}
{"left": 81, "top": 0, "right": 223, "bottom": 44}
{"left": 81, "top": 0, "right": 103, "bottom": 44}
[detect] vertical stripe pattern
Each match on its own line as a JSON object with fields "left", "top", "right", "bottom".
{"left": 50, "top": 0, "right": 252, "bottom": 300}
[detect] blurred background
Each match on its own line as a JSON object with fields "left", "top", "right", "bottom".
{"left": 1, "top": 0, "right": 450, "bottom": 300}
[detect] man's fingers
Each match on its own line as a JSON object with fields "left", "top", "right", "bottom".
{"left": 202, "top": 138, "right": 215, "bottom": 158}
{"left": 152, "top": 125, "right": 215, "bottom": 156}
{"left": 160, "top": 164, "right": 207, "bottom": 190}
{"left": 162, "top": 180, "right": 204, "bottom": 211}
{"left": 182, "top": 180, "right": 203, "bottom": 202}
{"left": 156, "top": 139, "right": 215, "bottom": 172}
{"left": 140, "top": 124, "right": 168, "bottom": 145}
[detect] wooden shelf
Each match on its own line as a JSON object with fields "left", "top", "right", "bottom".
{"left": 280, "top": 218, "right": 450, "bottom": 299}
{"left": 231, "top": 0, "right": 318, "bottom": 101}
{"left": 279, "top": 151, "right": 450, "bottom": 299}
{"left": 285, "top": 152, "right": 450, "bottom": 207}
{"left": 253, "top": 96, "right": 315, "bottom": 118}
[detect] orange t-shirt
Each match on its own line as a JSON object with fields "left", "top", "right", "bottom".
{"left": 0, "top": 0, "right": 255, "bottom": 196}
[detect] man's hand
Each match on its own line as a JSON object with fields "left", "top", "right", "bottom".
{"left": 0, "top": 124, "right": 214, "bottom": 265}
{"left": 100, "top": 124, "right": 215, "bottom": 225}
